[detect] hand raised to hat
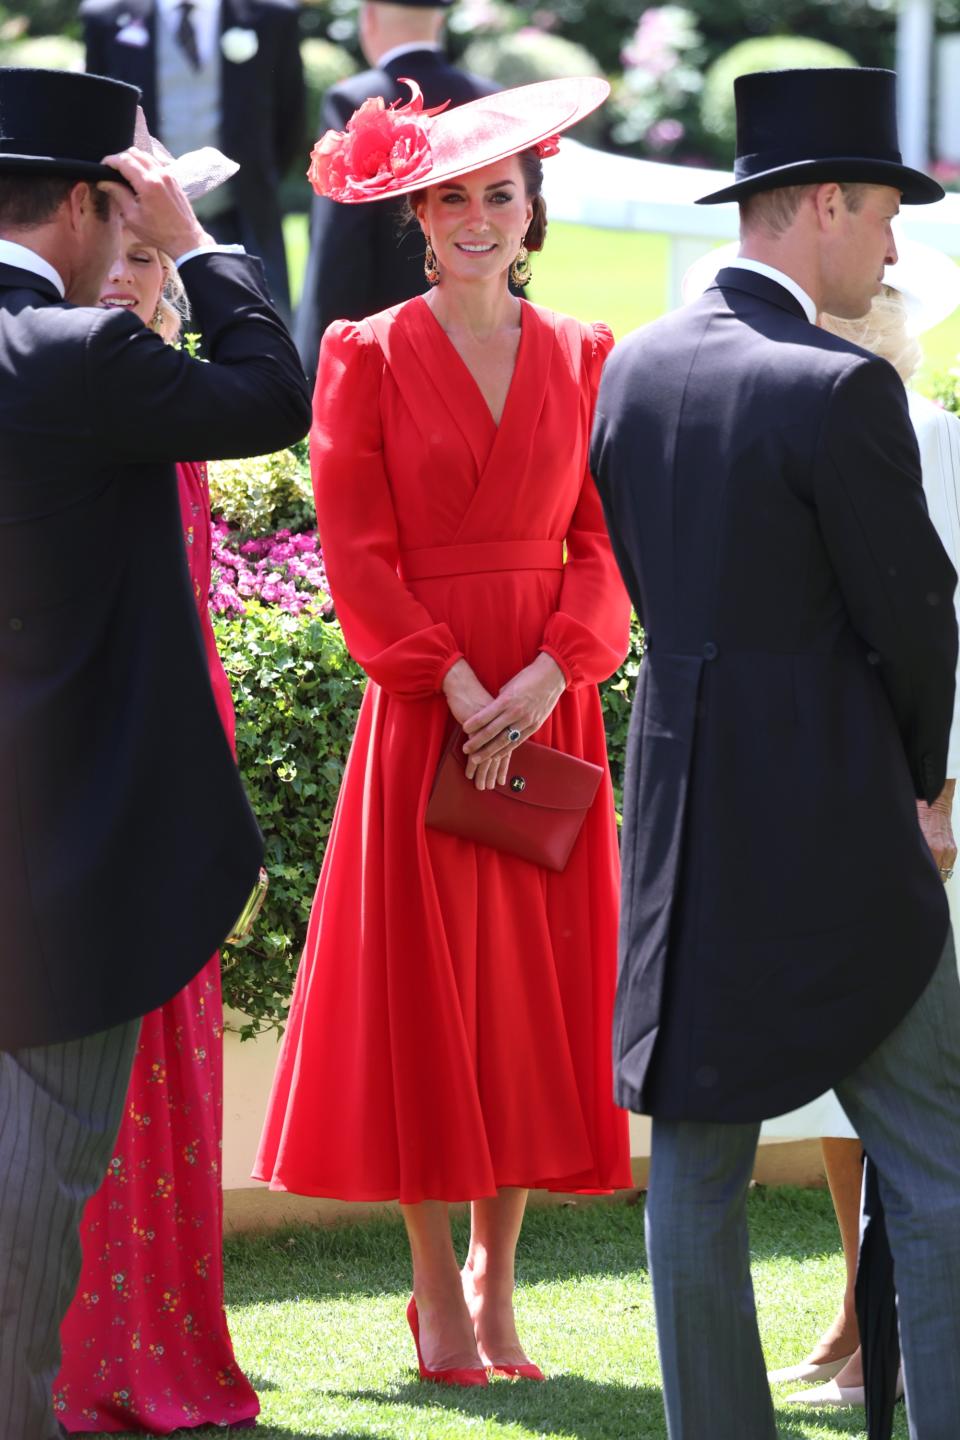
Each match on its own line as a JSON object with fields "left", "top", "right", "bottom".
{"left": 98, "top": 147, "right": 214, "bottom": 261}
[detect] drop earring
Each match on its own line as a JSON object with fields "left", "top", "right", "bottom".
{"left": 510, "top": 239, "right": 532, "bottom": 288}
{"left": 150, "top": 301, "right": 165, "bottom": 333}
{"left": 424, "top": 238, "right": 440, "bottom": 285}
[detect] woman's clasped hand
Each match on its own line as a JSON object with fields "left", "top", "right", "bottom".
{"left": 443, "top": 654, "right": 567, "bottom": 789}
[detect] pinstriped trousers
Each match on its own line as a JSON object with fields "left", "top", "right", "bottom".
{"left": 0, "top": 1020, "right": 140, "bottom": 1440}
{"left": 645, "top": 931, "right": 960, "bottom": 1440}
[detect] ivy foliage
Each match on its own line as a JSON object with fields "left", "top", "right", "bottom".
{"left": 208, "top": 444, "right": 315, "bottom": 540}
{"left": 215, "top": 601, "right": 366, "bottom": 1037}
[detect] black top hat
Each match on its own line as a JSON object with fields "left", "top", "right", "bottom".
{"left": 697, "top": 68, "right": 944, "bottom": 206}
{"left": 0, "top": 68, "right": 140, "bottom": 183}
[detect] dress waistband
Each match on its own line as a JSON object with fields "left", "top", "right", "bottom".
{"left": 398, "top": 540, "right": 565, "bottom": 582}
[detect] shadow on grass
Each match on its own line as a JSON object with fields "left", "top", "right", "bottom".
{"left": 225, "top": 1199, "right": 648, "bottom": 1304}
{"left": 108, "top": 1431, "right": 383, "bottom": 1440}
{"left": 225, "top": 1188, "right": 846, "bottom": 1306}
{"left": 332, "top": 1373, "right": 875, "bottom": 1440}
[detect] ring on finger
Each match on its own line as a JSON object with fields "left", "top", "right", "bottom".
{"left": 505, "top": 727, "right": 522, "bottom": 745}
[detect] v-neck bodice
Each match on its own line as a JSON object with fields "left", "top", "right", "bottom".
{"left": 363, "top": 295, "right": 563, "bottom": 548}
{"left": 416, "top": 294, "right": 526, "bottom": 433}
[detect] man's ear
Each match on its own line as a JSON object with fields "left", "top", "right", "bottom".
{"left": 65, "top": 180, "right": 94, "bottom": 234}
{"left": 814, "top": 182, "right": 843, "bottom": 231}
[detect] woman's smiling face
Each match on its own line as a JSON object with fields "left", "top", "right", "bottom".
{"left": 416, "top": 156, "right": 534, "bottom": 286}
{"left": 99, "top": 225, "right": 166, "bottom": 327}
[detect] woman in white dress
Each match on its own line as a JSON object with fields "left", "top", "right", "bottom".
{"left": 682, "top": 237, "right": 960, "bottom": 1407}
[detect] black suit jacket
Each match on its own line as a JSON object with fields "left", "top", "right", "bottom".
{"left": 294, "top": 49, "right": 496, "bottom": 379}
{"left": 82, "top": 0, "right": 305, "bottom": 312}
{"left": 0, "top": 253, "right": 310, "bottom": 1049}
{"left": 591, "top": 267, "right": 957, "bottom": 1122}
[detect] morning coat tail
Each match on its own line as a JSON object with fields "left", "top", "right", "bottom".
{"left": 591, "top": 266, "right": 957, "bottom": 1123}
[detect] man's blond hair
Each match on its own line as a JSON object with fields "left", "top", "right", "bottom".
{"left": 739, "top": 182, "right": 868, "bottom": 239}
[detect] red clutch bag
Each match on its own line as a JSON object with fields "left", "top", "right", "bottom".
{"left": 425, "top": 728, "right": 603, "bottom": 873}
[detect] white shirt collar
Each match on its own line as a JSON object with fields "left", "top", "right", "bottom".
{"left": 723, "top": 258, "right": 817, "bottom": 325}
{"left": 0, "top": 239, "right": 65, "bottom": 298}
{"left": 377, "top": 41, "right": 443, "bottom": 70}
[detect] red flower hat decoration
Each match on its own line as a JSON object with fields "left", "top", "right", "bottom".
{"left": 306, "top": 77, "right": 610, "bottom": 205}
{"left": 308, "top": 79, "right": 448, "bottom": 202}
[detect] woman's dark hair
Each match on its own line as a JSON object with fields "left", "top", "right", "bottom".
{"left": 404, "top": 146, "right": 548, "bottom": 251}
{"left": 518, "top": 147, "right": 547, "bottom": 251}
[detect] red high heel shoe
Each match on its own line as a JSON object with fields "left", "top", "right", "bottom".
{"left": 406, "top": 1296, "right": 488, "bottom": 1387}
{"left": 488, "top": 1361, "right": 546, "bottom": 1381}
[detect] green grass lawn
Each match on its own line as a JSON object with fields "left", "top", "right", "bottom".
{"left": 283, "top": 212, "right": 960, "bottom": 386}
{"left": 101, "top": 1187, "right": 907, "bottom": 1439}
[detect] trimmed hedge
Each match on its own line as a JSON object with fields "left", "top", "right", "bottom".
{"left": 701, "top": 36, "right": 857, "bottom": 155}
{"left": 462, "top": 31, "right": 607, "bottom": 147}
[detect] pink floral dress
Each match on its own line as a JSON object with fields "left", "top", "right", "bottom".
{"left": 53, "top": 463, "right": 259, "bottom": 1433}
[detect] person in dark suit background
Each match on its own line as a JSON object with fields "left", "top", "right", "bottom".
{"left": 294, "top": 0, "right": 496, "bottom": 380}
{"left": 0, "top": 68, "right": 310, "bottom": 1439}
{"left": 82, "top": 0, "right": 305, "bottom": 317}
{"left": 591, "top": 67, "right": 960, "bottom": 1440}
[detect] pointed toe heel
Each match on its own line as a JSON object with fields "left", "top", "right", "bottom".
{"left": 489, "top": 1361, "right": 546, "bottom": 1381}
{"left": 406, "top": 1296, "right": 488, "bottom": 1387}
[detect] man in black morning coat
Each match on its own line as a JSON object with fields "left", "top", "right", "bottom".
{"left": 294, "top": 0, "right": 496, "bottom": 381}
{"left": 0, "top": 68, "right": 310, "bottom": 1438}
{"left": 82, "top": 0, "right": 304, "bottom": 317}
{"left": 591, "top": 68, "right": 960, "bottom": 1440}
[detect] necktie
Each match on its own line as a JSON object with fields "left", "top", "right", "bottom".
{"left": 175, "top": 1, "right": 202, "bottom": 71}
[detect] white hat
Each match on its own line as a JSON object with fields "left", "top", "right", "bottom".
{"left": 133, "top": 107, "right": 239, "bottom": 202}
{"left": 681, "top": 236, "right": 960, "bottom": 335}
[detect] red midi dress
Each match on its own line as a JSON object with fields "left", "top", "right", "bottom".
{"left": 53, "top": 462, "right": 259, "bottom": 1433}
{"left": 254, "top": 297, "right": 633, "bottom": 1203}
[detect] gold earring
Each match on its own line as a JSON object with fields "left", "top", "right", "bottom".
{"left": 150, "top": 302, "right": 164, "bottom": 333}
{"left": 424, "top": 238, "right": 440, "bottom": 285}
{"left": 510, "top": 240, "right": 532, "bottom": 288}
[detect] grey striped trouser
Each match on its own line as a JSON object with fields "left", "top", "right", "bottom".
{"left": 645, "top": 931, "right": 960, "bottom": 1440}
{"left": 0, "top": 1019, "right": 140, "bottom": 1440}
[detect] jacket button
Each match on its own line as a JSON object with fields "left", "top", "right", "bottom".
{"left": 866, "top": 651, "right": 880, "bottom": 666}
{"left": 8, "top": 617, "right": 22, "bottom": 631}
{"left": 695, "top": 1065, "right": 718, "bottom": 1088}
{"left": 702, "top": 642, "right": 718, "bottom": 660}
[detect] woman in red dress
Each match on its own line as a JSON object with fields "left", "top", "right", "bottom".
{"left": 255, "top": 78, "right": 632, "bottom": 1384}
{"left": 53, "top": 141, "right": 259, "bottom": 1434}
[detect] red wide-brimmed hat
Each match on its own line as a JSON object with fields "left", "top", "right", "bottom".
{"left": 308, "top": 76, "right": 610, "bottom": 205}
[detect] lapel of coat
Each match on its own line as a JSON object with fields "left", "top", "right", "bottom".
{"left": 710, "top": 266, "right": 809, "bottom": 323}
{"left": 219, "top": 0, "right": 258, "bottom": 144}
{"left": 382, "top": 49, "right": 446, "bottom": 90}
{"left": 0, "top": 263, "right": 62, "bottom": 305}
{"left": 110, "top": 0, "right": 158, "bottom": 130}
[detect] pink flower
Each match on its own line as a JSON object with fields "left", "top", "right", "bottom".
{"left": 307, "top": 128, "right": 349, "bottom": 200}
{"left": 646, "top": 118, "right": 684, "bottom": 152}
{"left": 307, "top": 80, "right": 446, "bottom": 202}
